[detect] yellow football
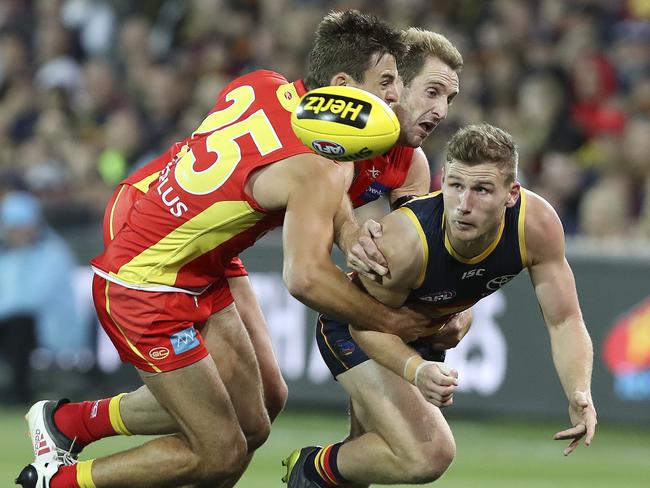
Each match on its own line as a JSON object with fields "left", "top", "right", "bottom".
{"left": 291, "top": 85, "right": 400, "bottom": 161}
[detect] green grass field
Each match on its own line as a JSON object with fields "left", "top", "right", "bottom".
{"left": 2, "top": 406, "right": 648, "bottom": 487}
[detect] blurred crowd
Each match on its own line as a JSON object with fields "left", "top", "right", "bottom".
{"left": 0, "top": 0, "right": 648, "bottom": 240}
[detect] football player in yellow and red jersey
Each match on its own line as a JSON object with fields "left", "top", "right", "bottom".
{"left": 15, "top": 11, "right": 441, "bottom": 488}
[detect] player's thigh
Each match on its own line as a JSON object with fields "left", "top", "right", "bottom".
{"left": 227, "top": 275, "right": 286, "bottom": 414}
{"left": 201, "top": 302, "right": 270, "bottom": 444}
{"left": 338, "top": 360, "right": 454, "bottom": 456}
{"left": 142, "top": 355, "right": 246, "bottom": 458}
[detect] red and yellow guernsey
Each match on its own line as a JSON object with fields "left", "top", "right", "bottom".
{"left": 91, "top": 70, "right": 311, "bottom": 293}
{"left": 348, "top": 145, "right": 415, "bottom": 208}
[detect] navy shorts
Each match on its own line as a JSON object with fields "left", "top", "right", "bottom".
{"left": 316, "top": 313, "right": 446, "bottom": 379}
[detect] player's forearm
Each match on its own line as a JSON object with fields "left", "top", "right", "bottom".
{"left": 349, "top": 327, "right": 420, "bottom": 379}
{"left": 284, "top": 260, "right": 399, "bottom": 333}
{"left": 334, "top": 218, "right": 359, "bottom": 257}
{"left": 548, "top": 317, "right": 594, "bottom": 398}
{"left": 332, "top": 193, "right": 359, "bottom": 255}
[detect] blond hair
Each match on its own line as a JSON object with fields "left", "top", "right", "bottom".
{"left": 446, "top": 124, "right": 518, "bottom": 183}
{"left": 398, "top": 28, "right": 463, "bottom": 87}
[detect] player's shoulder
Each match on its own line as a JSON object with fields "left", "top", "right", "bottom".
{"left": 255, "top": 153, "right": 346, "bottom": 207}
{"left": 376, "top": 206, "right": 425, "bottom": 287}
{"left": 404, "top": 190, "right": 443, "bottom": 209}
{"left": 355, "top": 145, "right": 415, "bottom": 172}
{"left": 386, "top": 144, "right": 416, "bottom": 165}
{"left": 523, "top": 188, "right": 563, "bottom": 231}
{"left": 522, "top": 188, "right": 566, "bottom": 263}
{"left": 267, "top": 152, "right": 343, "bottom": 181}
{"left": 230, "top": 69, "right": 290, "bottom": 90}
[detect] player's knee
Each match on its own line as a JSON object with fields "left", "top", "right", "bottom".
{"left": 406, "top": 435, "right": 456, "bottom": 483}
{"left": 244, "top": 412, "right": 271, "bottom": 452}
{"left": 265, "top": 377, "right": 288, "bottom": 421}
{"left": 193, "top": 434, "right": 248, "bottom": 482}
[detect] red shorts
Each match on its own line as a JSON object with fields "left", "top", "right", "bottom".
{"left": 103, "top": 183, "right": 248, "bottom": 277}
{"left": 92, "top": 274, "right": 235, "bottom": 372}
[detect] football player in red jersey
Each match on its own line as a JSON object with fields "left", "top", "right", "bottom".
{"left": 15, "top": 11, "right": 438, "bottom": 488}
{"left": 345, "top": 28, "right": 463, "bottom": 275}
{"left": 347, "top": 28, "right": 463, "bottom": 213}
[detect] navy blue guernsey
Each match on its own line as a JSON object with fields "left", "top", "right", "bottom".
{"left": 397, "top": 189, "right": 529, "bottom": 320}
{"left": 315, "top": 188, "right": 530, "bottom": 378}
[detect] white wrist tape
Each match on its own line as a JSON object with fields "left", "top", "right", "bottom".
{"left": 402, "top": 355, "right": 421, "bottom": 382}
{"left": 414, "top": 360, "right": 435, "bottom": 387}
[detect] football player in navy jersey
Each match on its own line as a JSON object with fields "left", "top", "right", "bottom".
{"left": 285, "top": 124, "right": 596, "bottom": 488}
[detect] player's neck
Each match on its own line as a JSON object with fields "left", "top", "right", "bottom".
{"left": 445, "top": 218, "right": 503, "bottom": 260}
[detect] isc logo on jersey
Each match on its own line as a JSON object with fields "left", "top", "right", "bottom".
{"left": 291, "top": 86, "right": 399, "bottom": 162}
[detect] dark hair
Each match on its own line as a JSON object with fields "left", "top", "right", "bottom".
{"left": 303, "top": 10, "right": 405, "bottom": 90}
{"left": 446, "top": 124, "right": 518, "bottom": 183}
{"left": 398, "top": 28, "right": 463, "bottom": 87}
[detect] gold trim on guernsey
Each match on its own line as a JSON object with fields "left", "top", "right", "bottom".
{"left": 108, "top": 185, "right": 126, "bottom": 241}
{"left": 405, "top": 190, "right": 441, "bottom": 203}
{"left": 517, "top": 188, "right": 528, "bottom": 268}
{"left": 132, "top": 171, "right": 162, "bottom": 194}
{"left": 395, "top": 206, "right": 429, "bottom": 289}
{"left": 113, "top": 200, "right": 264, "bottom": 288}
{"left": 443, "top": 211, "right": 505, "bottom": 265}
{"left": 276, "top": 82, "right": 302, "bottom": 112}
{"left": 104, "top": 281, "right": 162, "bottom": 373}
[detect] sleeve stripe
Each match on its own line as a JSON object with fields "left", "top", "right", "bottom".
{"left": 395, "top": 207, "right": 429, "bottom": 289}
{"left": 518, "top": 189, "right": 528, "bottom": 268}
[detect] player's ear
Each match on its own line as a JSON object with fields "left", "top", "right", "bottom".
{"left": 505, "top": 181, "right": 521, "bottom": 208}
{"left": 330, "top": 72, "right": 351, "bottom": 86}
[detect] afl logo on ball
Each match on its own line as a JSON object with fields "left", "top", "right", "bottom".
{"left": 149, "top": 347, "right": 170, "bottom": 360}
{"left": 312, "top": 140, "right": 345, "bottom": 156}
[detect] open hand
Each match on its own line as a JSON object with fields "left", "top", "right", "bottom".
{"left": 553, "top": 391, "right": 597, "bottom": 455}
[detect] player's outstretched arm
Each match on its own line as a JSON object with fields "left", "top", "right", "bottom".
{"left": 525, "top": 191, "right": 597, "bottom": 456}
{"left": 266, "top": 154, "right": 429, "bottom": 342}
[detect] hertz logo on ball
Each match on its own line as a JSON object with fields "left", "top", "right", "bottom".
{"left": 296, "top": 94, "right": 371, "bottom": 129}
{"left": 291, "top": 85, "right": 400, "bottom": 162}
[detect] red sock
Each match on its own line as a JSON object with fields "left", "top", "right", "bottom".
{"left": 50, "top": 465, "right": 80, "bottom": 488}
{"left": 54, "top": 395, "right": 128, "bottom": 447}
